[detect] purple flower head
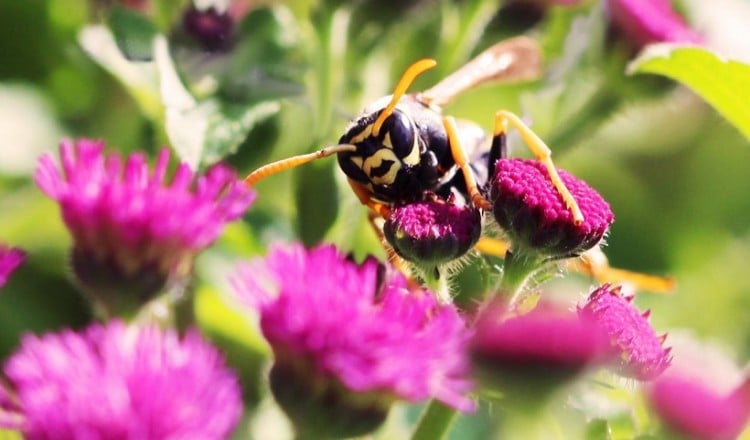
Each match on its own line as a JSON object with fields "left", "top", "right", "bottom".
{"left": 649, "top": 375, "right": 750, "bottom": 440}
{"left": 233, "top": 243, "right": 474, "bottom": 420}
{"left": 383, "top": 198, "right": 482, "bottom": 268}
{"left": 0, "top": 321, "right": 242, "bottom": 440}
{"left": 606, "top": 0, "right": 703, "bottom": 49}
{"left": 35, "top": 139, "right": 254, "bottom": 311}
{"left": 490, "top": 158, "right": 614, "bottom": 258}
{"left": 182, "top": 5, "right": 234, "bottom": 51}
{"left": 579, "top": 284, "right": 671, "bottom": 380}
{"left": 0, "top": 244, "right": 25, "bottom": 289}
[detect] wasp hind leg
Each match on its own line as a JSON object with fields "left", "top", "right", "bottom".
{"left": 443, "top": 116, "right": 493, "bottom": 211}
{"left": 475, "top": 236, "right": 675, "bottom": 294}
{"left": 493, "top": 110, "right": 584, "bottom": 225}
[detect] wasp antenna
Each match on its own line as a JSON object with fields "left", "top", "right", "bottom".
{"left": 372, "top": 58, "right": 438, "bottom": 137}
{"left": 244, "top": 144, "right": 357, "bottom": 187}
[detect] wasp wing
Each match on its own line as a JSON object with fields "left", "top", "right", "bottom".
{"left": 420, "top": 36, "right": 542, "bottom": 108}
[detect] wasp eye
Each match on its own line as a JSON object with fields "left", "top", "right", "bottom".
{"left": 382, "top": 109, "right": 416, "bottom": 160}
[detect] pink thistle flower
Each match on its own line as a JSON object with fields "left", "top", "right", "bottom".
{"left": 605, "top": 0, "right": 703, "bottom": 49}
{"left": 649, "top": 375, "right": 750, "bottom": 440}
{"left": 233, "top": 243, "right": 474, "bottom": 436}
{"left": 0, "top": 244, "right": 25, "bottom": 288}
{"left": 383, "top": 198, "right": 482, "bottom": 268}
{"left": 35, "top": 138, "right": 254, "bottom": 312}
{"left": 490, "top": 158, "right": 614, "bottom": 258}
{"left": 0, "top": 321, "right": 242, "bottom": 440}
{"left": 579, "top": 284, "right": 671, "bottom": 380}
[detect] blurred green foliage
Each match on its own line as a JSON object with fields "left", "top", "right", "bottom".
{"left": 2, "top": 0, "right": 750, "bottom": 438}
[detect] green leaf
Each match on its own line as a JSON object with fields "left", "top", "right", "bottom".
{"left": 294, "top": 158, "right": 339, "bottom": 246}
{"left": 107, "top": 5, "right": 157, "bottom": 61}
{"left": 585, "top": 419, "right": 612, "bottom": 440}
{"left": 202, "top": 101, "right": 281, "bottom": 165}
{"left": 628, "top": 44, "right": 750, "bottom": 141}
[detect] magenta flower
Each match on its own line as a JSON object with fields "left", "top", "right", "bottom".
{"left": 0, "top": 244, "right": 25, "bottom": 288}
{"left": 490, "top": 158, "right": 614, "bottom": 258}
{"left": 233, "top": 243, "right": 473, "bottom": 436}
{"left": 0, "top": 321, "right": 242, "bottom": 440}
{"left": 35, "top": 138, "right": 254, "bottom": 312}
{"left": 649, "top": 375, "right": 750, "bottom": 440}
{"left": 605, "top": 0, "right": 702, "bottom": 49}
{"left": 579, "top": 284, "right": 671, "bottom": 380}
{"left": 471, "top": 301, "right": 610, "bottom": 406}
{"left": 383, "top": 198, "right": 481, "bottom": 268}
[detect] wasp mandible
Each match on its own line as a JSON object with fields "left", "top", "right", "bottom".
{"left": 245, "top": 36, "right": 581, "bottom": 224}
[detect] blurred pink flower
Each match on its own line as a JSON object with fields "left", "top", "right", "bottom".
{"left": 233, "top": 243, "right": 475, "bottom": 413}
{"left": 579, "top": 284, "right": 671, "bottom": 380}
{"left": 649, "top": 375, "right": 750, "bottom": 439}
{"left": 0, "top": 321, "right": 242, "bottom": 439}
{"left": 605, "top": 0, "right": 702, "bottom": 48}
{"left": 472, "top": 301, "right": 609, "bottom": 371}
{"left": 0, "top": 244, "right": 25, "bottom": 288}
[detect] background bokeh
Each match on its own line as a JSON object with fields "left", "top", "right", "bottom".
{"left": 1, "top": 0, "right": 749, "bottom": 438}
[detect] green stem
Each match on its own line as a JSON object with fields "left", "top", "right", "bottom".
{"left": 313, "top": 10, "right": 333, "bottom": 140}
{"left": 411, "top": 400, "right": 459, "bottom": 440}
{"left": 498, "top": 250, "right": 543, "bottom": 306}
{"left": 419, "top": 265, "right": 450, "bottom": 304}
{"left": 311, "top": 7, "right": 350, "bottom": 141}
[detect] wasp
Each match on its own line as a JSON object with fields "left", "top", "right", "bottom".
{"left": 246, "top": 37, "right": 580, "bottom": 220}
{"left": 244, "top": 37, "right": 674, "bottom": 293}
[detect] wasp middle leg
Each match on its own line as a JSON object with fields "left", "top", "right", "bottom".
{"left": 443, "top": 116, "right": 493, "bottom": 211}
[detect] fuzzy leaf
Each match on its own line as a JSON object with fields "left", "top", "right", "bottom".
{"left": 202, "top": 101, "right": 281, "bottom": 165}
{"left": 628, "top": 44, "right": 750, "bottom": 141}
{"left": 107, "top": 5, "right": 157, "bottom": 61}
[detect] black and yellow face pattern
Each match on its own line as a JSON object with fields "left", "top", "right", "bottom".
{"left": 338, "top": 108, "right": 424, "bottom": 200}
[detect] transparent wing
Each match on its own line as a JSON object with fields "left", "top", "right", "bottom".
{"left": 420, "top": 36, "right": 542, "bottom": 108}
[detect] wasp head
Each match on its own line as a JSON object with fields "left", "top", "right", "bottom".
{"left": 337, "top": 106, "right": 424, "bottom": 200}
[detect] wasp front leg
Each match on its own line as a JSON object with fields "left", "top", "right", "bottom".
{"left": 492, "top": 110, "right": 584, "bottom": 224}
{"left": 347, "top": 179, "right": 392, "bottom": 219}
{"left": 443, "top": 116, "right": 493, "bottom": 211}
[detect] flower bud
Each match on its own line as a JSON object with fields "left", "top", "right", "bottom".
{"left": 384, "top": 198, "right": 482, "bottom": 267}
{"left": 490, "top": 158, "right": 614, "bottom": 259}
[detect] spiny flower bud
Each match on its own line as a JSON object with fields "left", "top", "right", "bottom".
{"left": 579, "top": 284, "right": 671, "bottom": 380}
{"left": 490, "top": 158, "right": 614, "bottom": 259}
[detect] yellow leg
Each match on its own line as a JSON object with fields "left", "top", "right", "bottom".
{"left": 570, "top": 247, "right": 676, "bottom": 294}
{"left": 244, "top": 144, "right": 357, "bottom": 187}
{"left": 493, "top": 110, "right": 584, "bottom": 225}
{"left": 443, "top": 116, "right": 492, "bottom": 211}
{"left": 347, "top": 179, "right": 392, "bottom": 219}
{"left": 475, "top": 237, "right": 675, "bottom": 294}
